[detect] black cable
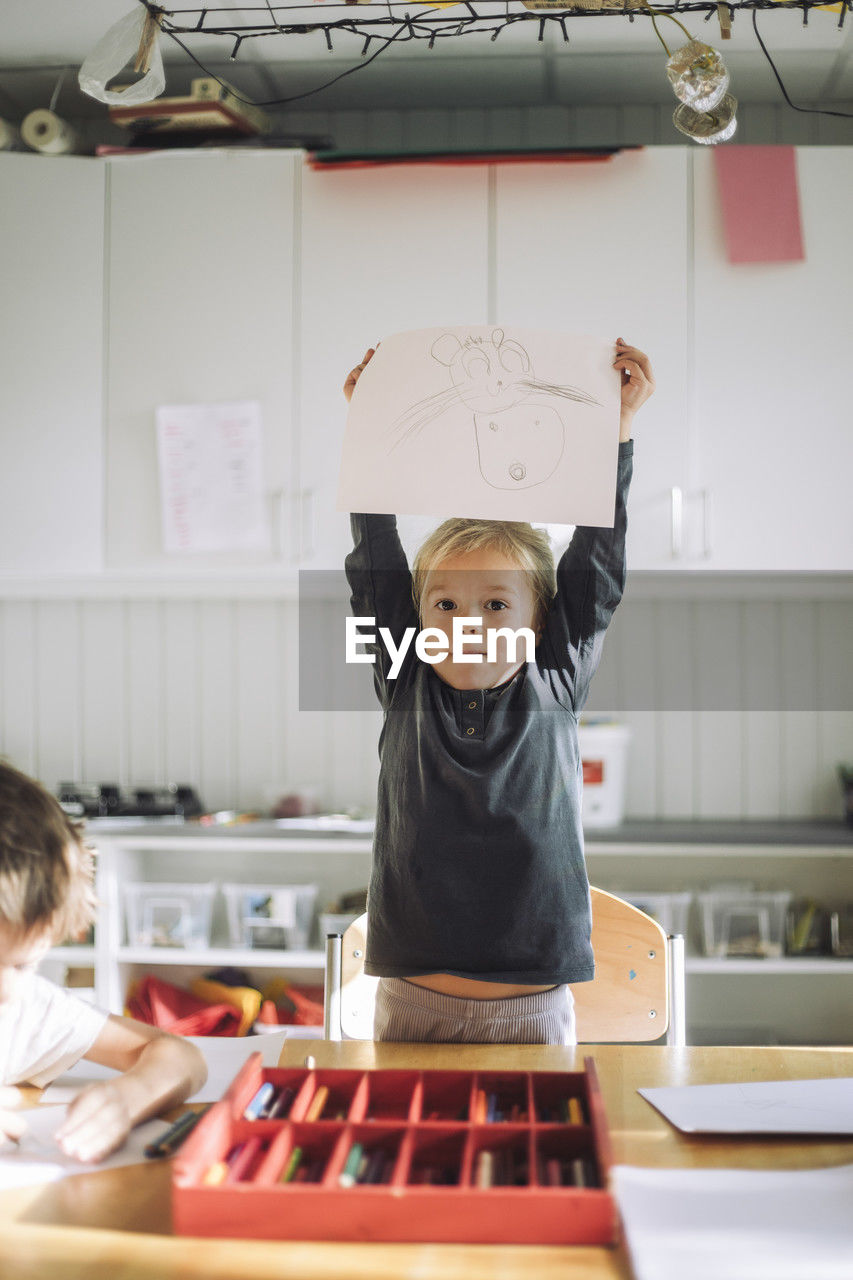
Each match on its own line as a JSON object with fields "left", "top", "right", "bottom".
{"left": 161, "top": 19, "right": 409, "bottom": 107}
{"left": 752, "top": 9, "right": 853, "bottom": 119}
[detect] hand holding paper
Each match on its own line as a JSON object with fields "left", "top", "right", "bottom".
{"left": 338, "top": 327, "right": 624, "bottom": 526}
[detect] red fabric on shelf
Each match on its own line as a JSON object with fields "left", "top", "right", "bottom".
{"left": 127, "top": 975, "right": 242, "bottom": 1036}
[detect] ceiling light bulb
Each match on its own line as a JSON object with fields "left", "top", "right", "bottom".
{"left": 673, "top": 93, "right": 738, "bottom": 145}
{"left": 666, "top": 39, "right": 730, "bottom": 113}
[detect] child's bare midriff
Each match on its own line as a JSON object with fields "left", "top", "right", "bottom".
{"left": 405, "top": 973, "right": 555, "bottom": 998}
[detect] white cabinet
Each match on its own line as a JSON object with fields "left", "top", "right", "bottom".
{"left": 691, "top": 147, "right": 853, "bottom": 570}
{"left": 0, "top": 154, "right": 105, "bottom": 575}
{"left": 299, "top": 162, "right": 491, "bottom": 569}
{"left": 494, "top": 150, "right": 692, "bottom": 569}
{"left": 4, "top": 147, "right": 851, "bottom": 584}
{"left": 105, "top": 151, "right": 299, "bottom": 572}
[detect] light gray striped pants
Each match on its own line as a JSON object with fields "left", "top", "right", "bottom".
{"left": 373, "top": 978, "right": 576, "bottom": 1045}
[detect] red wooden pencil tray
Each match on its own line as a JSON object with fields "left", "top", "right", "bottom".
{"left": 172, "top": 1054, "right": 617, "bottom": 1245}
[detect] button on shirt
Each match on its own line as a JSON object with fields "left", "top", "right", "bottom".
{"left": 345, "top": 441, "right": 633, "bottom": 985}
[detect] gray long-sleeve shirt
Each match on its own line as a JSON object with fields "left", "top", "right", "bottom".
{"left": 345, "top": 439, "right": 632, "bottom": 984}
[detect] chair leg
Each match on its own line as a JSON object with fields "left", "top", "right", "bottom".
{"left": 324, "top": 933, "right": 343, "bottom": 1041}
{"left": 666, "top": 933, "right": 687, "bottom": 1048}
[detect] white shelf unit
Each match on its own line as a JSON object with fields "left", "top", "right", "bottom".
{"left": 584, "top": 839, "right": 853, "bottom": 1047}
{"left": 40, "top": 829, "right": 853, "bottom": 1045}
{"left": 45, "top": 830, "right": 373, "bottom": 1016}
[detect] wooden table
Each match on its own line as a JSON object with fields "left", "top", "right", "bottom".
{"left": 3, "top": 1043, "right": 852, "bottom": 1280}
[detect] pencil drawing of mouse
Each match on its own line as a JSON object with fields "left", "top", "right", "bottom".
{"left": 389, "top": 329, "right": 600, "bottom": 490}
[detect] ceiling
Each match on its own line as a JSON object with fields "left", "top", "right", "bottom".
{"left": 1, "top": 1, "right": 852, "bottom": 128}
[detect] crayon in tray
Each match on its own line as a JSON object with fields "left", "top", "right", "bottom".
{"left": 172, "top": 1054, "right": 617, "bottom": 1245}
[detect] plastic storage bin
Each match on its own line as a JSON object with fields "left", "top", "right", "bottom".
{"left": 577, "top": 723, "right": 631, "bottom": 828}
{"left": 124, "top": 881, "right": 216, "bottom": 950}
{"left": 173, "top": 1053, "right": 617, "bottom": 1245}
{"left": 610, "top": 891, "right": 691, "bottom": 938}
{"left": 223, "top": 883, "right": 319, "bottom": 950}
{"left": 698, "top": 889, "right": 792, "bottom": 958}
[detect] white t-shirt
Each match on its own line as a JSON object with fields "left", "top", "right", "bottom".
{"left": 0, "top": 971, "right": 108, "bottom": 1088}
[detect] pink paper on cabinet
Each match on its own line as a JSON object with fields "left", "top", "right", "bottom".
{"left": 713, "top": 146, "right": 804, "bottom": 264}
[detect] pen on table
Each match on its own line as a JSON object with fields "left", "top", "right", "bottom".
{"left": 338, "top": 1141, "right": 363, "bottom": 1187}
{"left": 144, "top": 1106, "right": 210, "bottom": 1158}
{"left": 265, "top": 1085, "right": 295, "bottom": 1119}
{"left": 305, "top": 1085, "right": 329, "bottom": 1122}
{"left": 475, "top": 1149, "right": 494, "bottom": 1189}
{"left": 244, "top": 1081, "right": 275, "bottom": 1120}
{"left": 201, "top": 1161, "right": 229, "bottom": 1186}
{"left": 226, "top": 1137, "right": 264, "bottom": 1183}
{"left": 280, "top": 1145, "right": 303, "bottom": 1183}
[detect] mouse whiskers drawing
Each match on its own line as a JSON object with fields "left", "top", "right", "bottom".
{"left": 387, "top": 328, "right": 600, "bottom": 490}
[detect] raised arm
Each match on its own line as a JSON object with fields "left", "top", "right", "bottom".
{"left": 538, "top": 442, "right": 632, "bottom": 713}
{"left": 343, "top": 348, "right": 418, "bottom": 705}
{"left": 538, "top": 340, "right": 654, "bottom": 712}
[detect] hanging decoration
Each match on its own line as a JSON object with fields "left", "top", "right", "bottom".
{"left": 77, "top": 0, "right": 853, "bottom": 139}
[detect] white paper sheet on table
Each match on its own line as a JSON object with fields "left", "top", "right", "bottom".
{"left": 156, "top": 400, "right": 268, "bottom": 552}
{"left": 639, "top": 1077, "right": 853, "bottom": 1135}
{"left": 41, "top": 1029, "right": 294, "bottom": 1106}
{"left": 611, "top": 1162, "right": 853, "bottom": 1280}
{"left": 337, "top": 327, "right": 621, "bottom": 526}
{"left": 0, "top": 1106, "right": 169, "bottom": 1190}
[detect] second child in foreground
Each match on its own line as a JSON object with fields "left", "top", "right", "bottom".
{"left": 0, "top": 761, "right": 207, "bottom": 1161}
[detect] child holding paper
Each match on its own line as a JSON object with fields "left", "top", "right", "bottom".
{"left": 0, "top": 761, "right": 206, "bottom": 1160}
{"left": 344, "top": 338, "right": 654, "bottom": 1044}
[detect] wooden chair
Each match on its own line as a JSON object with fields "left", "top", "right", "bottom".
{"left": 323, "top": 888, "right": 687, "bottom": 1046}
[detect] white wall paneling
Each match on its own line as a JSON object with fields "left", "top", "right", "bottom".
{"left": 106, "top": 151, "right": 299, "bottom": 571}
{"left": 691, "top": 148, "right": 853, "bottom": 570}
{"left": 0, "top": 154, "right": 105, "bottom": 575}
{"left": 1, "top": 592, "right": 850, "bottom": 821}
{"left": 494, "top": 150, "right": 692, "bottom": 568}
{"left": 299, "top": 161, "right": 490, "bottom": 569}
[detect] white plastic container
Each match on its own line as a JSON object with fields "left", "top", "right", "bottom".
{"left": 222, "top": 882, "right": 319, "bottom": 950}
{"left": 610, "top": 890, "right": 692, "bottom": 938}
{"left": 577, "top": 723, "right": 631, "bottom": 828}
{"left": 698, "top": 889, "right": 792, "bottom": 958}
{"left": 123, "top": 881, "right": 216, "bottom": 950}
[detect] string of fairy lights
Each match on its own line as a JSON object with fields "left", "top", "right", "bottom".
{"left": 78, "top": 0, "right": 853, "bottom": 145}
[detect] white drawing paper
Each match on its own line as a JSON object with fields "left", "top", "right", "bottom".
{"left": 337, "top": 327, "right": 621, "bottom": 525}
{"left": 156, "top": 400, "right": 268, "bottom": 553}
{"left": 0, "top": 1105, "right": 169, "bottom": 1190}
{"left": 612, "top": 1162, "right": 853, "bottom": 1280}
{"left": 639, "top": 1076, "right": 853, "bottom": 1135}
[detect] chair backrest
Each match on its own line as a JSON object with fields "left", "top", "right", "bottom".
{"left": 570, "top": 887, "right": 670, "bottom": 1043}
{"left": 333, "top": 888, "right": 678, "bottom": 1043}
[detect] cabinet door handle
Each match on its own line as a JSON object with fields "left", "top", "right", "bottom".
{"left": 300, "top": 488, "right": 315, "bottom": 563}
{"left": 269, "top": 489, "right": 288, "bottom": 561}
{"left": 670, "top": 486, "right": 684, "bottom": 559}
{"left": 701, "top": 488, "right": 712, "bottom": 559}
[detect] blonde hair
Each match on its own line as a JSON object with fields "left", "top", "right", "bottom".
{"left": 0, "top": 760, "right": 96, "bottom": 944}
{"left": 412, "top": 519, "right": 556, "bottom": 628}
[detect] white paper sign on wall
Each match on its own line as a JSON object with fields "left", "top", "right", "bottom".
{"left": 337, "top": 327, "right": 621, "bottom": 526}
{"left": 156, "top": 401, "right": 268, "bottom": 553}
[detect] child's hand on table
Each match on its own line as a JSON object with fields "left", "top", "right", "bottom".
{"left": 343, "top": 346, "right": 378, "bottom": 404}
{"left": 0, "top": 1086, "right": 27, "bottom": 1150}
{"left": 613, "top": 339, "right": 655, "bottom": 441}
{"left": 54, "top": 1078, "right": 136, "bottom": 1164}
